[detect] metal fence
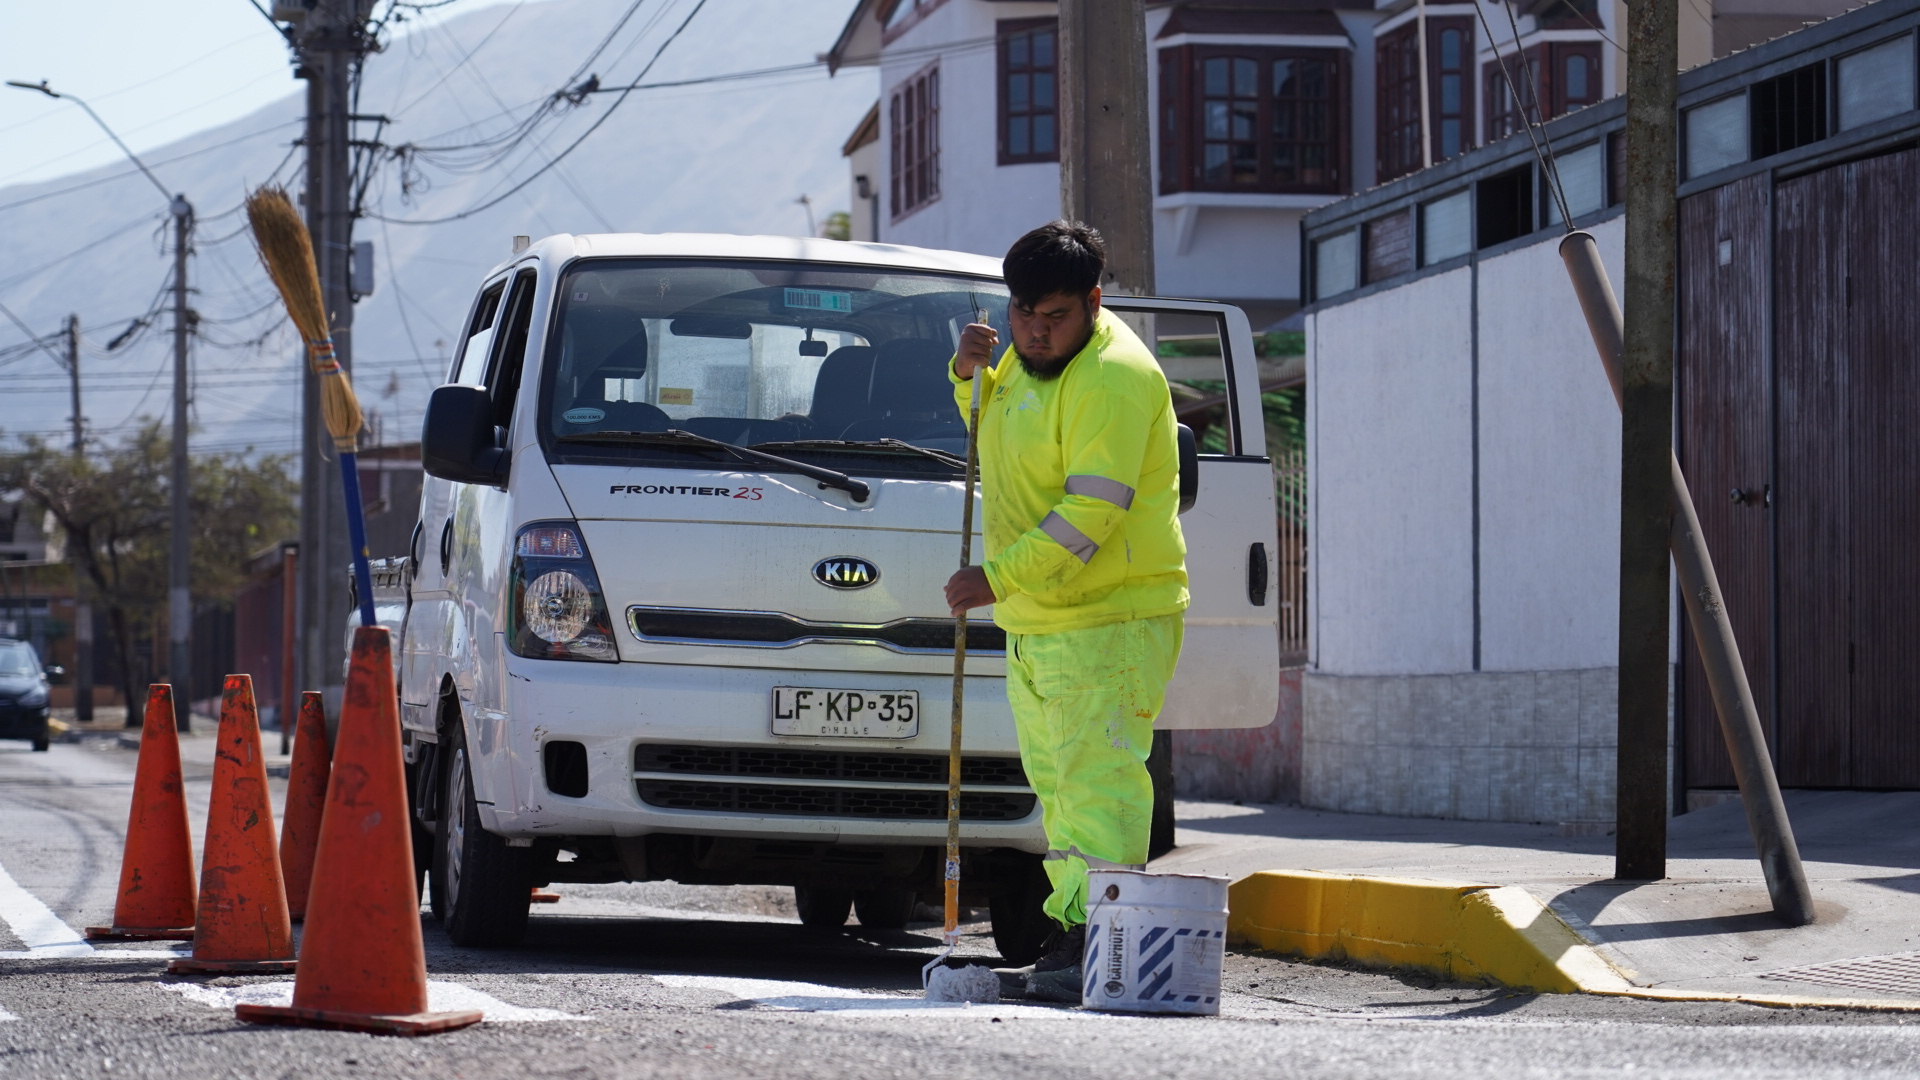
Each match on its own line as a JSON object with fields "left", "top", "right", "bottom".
{"left": 1274, "top": 443, "right": 1307, "bottom": 666}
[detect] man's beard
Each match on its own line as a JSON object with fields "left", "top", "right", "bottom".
{"left": 1018, "top": 351, "right": 1073, "bottom": 381}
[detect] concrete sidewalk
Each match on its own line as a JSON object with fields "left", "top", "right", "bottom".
{"left": 1159, "top": 792, "right": 1920, "bottom": 1005}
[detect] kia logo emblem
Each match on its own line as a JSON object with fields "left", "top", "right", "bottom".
{"left": 813, "top": 556, "right": 879, "bottom": 590}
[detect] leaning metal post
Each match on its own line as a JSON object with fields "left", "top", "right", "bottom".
{"left": 1560, "top": 231, "right": 1815, "bottom": 926}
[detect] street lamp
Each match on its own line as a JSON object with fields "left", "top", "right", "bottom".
{"left": 7, "top": 78, "right": 196, "bottom": 732}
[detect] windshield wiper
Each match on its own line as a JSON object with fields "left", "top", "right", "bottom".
{"left": 752, "top": 438, "right": 967, "bottom": 471}
{"left": 557, "top": 429, "right": 871, "bottom": 502}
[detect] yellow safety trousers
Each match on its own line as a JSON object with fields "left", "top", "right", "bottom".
{"left": 1007, "top": 612, "right": 1184, "bottom": 928}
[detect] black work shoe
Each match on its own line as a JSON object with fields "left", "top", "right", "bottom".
{"left": 1033, "top": 923, "right": 1086, "bottom": 974}
{"left": 1026, "top": 965, "right": 1083, "bottom": 1004}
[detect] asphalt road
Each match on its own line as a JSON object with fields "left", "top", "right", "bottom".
{"left": 3, "top": 738, "right": 1918, "bottom": 1080}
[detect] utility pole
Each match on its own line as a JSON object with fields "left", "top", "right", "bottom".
{"left": 64, "top": 315, "right": 93, "bottom": 726}
{"left": 292, "top": 0, "right": 374, "bottom": 707}
{"left": 169, "top": 195, "right": 194, "bottom": 733}
{"left": 1056, "top": 0, "right": 1155, "bottom": 297}
{"left": 1616, "top": 0, "right": 1678, "bottom": 881}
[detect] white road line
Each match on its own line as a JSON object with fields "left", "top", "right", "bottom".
{"left": 0, "top": 857, "right": 92, "bottom": 958}
{"left": 161, "top": 981, "right": 587, "bottom": 1022}
{"left": 650, "top": 974, "right": 1112, "bottom": 1019}
{"left": 0, "top": 1005, "right": 18, "bottom": 1022}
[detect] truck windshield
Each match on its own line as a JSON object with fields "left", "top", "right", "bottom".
{"left": 541, "top": 259, "right": 1010, "bottom": 476}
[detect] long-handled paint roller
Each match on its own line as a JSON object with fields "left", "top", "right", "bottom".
{"left": 244, "top": 187, "right": 377, "bottom": 629}
{"left": 923, "top": 312, "right": 999, "bottom": 1005}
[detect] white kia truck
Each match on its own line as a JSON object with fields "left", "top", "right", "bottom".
{"left": 383, "top": 233, "right": 1279, "bottom": 957}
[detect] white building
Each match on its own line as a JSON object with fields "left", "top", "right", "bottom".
{"left": 828, "top": 0, "right": 1642, "bottom": 326}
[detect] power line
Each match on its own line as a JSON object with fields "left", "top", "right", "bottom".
{"left": 0, "top": 120, "right": 298, "bottom": 216}
{"left": 371, "top": 0, "right": 711, "bottom": 226}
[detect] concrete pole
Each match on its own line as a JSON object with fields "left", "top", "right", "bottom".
{"left": 1416, "top": 0, "right": 1433, "bottom": 170}
{"left": 296, "top": 5, "right": 363, "bottom": 709}
{"left": 1615, "top": 0, "right": 1678, "bottom": 882}
{"left": 1057, "top": 0, "right": 1155, "bottom": 297}
{"left": 169, "top": 195, "right": 193, "bottom": 733}
{"left": 1561, "top": 234, "right": 1816, "bottom": 925}
{"left": 64, "top": 315, "right": 93, "bottom": 726}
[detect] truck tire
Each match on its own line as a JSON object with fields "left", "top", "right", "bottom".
{"left": 431, "top": 723, "right": 531, "bottom": 946}
{"left": 989, "top": 853, "right": 1053, "bottom": 966}
{"left": 794, "top": 886, "right": 852, "bottom": 929}
{"left": 1148, "top": 729, "right": 1176, "bottom": 860}
{"left": 852, "top": 888, "right": 915, "bottom": 930}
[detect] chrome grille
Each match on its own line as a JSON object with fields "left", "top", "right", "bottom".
{"left": 627, "top": 606, "right": 1006, "bottom": 654}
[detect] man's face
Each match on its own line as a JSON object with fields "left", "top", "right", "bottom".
{"left": 1010, "top": 287, "right": 1102, "bottom": 377}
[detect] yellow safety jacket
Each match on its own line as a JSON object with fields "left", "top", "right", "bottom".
{"left": 950, "top": 307, "right": 1189, "bottom": 635}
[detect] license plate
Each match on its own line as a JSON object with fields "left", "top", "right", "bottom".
{"left": 771, "top": 686, "right": 919, "bottom": 739}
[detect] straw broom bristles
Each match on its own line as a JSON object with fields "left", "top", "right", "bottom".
{"left": 245, "top": 186, "right": 364, "bottom": 452}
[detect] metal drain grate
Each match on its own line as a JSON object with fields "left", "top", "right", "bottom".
{"left": 1760, "top": 952, "right": 1920, "bottom": 996}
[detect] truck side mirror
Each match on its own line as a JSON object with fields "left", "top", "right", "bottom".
{"left": 1176, "top": 423, "right": 1199, "bottom": 514}
{"left": 43, "top": 664, "right": 66, "bottom": 684}
{"left": 422, "top": 384, "right": 510, "bottom": 486}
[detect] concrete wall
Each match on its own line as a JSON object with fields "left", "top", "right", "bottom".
{"left": 1174, "top": 667, "right": 1303, "bottom": 805}
{"left": 1303, "top": 216, "right": 1646, "bottom": 823}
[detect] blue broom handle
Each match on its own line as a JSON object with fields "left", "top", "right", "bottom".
{"left": 337, "top": 452, "right": 377, "bottom": 627}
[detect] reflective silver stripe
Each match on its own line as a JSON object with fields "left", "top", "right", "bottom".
{"left": 1045, "top": 846, "right": 1144, "bottom": 871}
{"left": 1064, "top": 474, "right": 1135, "bottom": 509}
{"left": 1039, "top": 512, "right": 1099, "bottom": 563}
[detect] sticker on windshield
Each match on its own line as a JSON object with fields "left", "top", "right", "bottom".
{"left": 659, "top": 388, "right": 694, "bottom": 406}
{"left": 784, "top": 287, "right": 854, "bottom": 314}
{"left": 562, "top": 407, "right": 605, "bottom": 424}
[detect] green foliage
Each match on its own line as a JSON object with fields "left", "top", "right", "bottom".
{"left": 1256, "top": 330, "right": 1305, "bottom": 357}
{"left": 822, "top": 211, "right": 852, "bottom": 242}
{"left": 0, "top": 422, "right": 296, "bottom": 703}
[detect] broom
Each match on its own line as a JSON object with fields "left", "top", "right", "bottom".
{"left": 245, "top": 186, "right": 376, "bottom": 628}
{"left": 923, "top": 311, "right": 997, "bottom": 1004}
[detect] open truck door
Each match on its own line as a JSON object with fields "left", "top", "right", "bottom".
{"left": 1104, "top": 297, "right": 1281, "bottom": 730}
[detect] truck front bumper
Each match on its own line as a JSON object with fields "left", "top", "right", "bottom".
{"left": 470, "top": 651, "right": 1044, "bottom": 853}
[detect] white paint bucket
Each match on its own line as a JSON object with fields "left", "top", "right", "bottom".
{"left": 1081, "top": 869, "right": 1229, "bottom": 1015}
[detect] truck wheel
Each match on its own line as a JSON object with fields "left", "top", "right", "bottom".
{"left": 989, "top": 853, "right": 1053, "bottom": 966}
{"left": 431, "top": 725, "right": 531, "bottom": 946}
{"left": 852, "top": 888, "right": 915, "bottom": 930}
{"left": 31, "top": 736, "right": 49, "bottom": 752}
{"left": 794, "top": 886, "right": 852, "bottom": 929}
{"left": 1148, "top": 729, "right": 1176, "bottom": 860}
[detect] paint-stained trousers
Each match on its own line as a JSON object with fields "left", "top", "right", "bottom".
{"left": 1005, "top": 613, "right": 1184, "bottom": 929}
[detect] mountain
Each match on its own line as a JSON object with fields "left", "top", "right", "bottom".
{"left": 0, "top": 0, "right": 875, "bottom": 458}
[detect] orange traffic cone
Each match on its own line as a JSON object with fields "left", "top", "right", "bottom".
{"left": 280, "top": 691, "right": 330, "bottom": 922}
{"left": 168, "top": 675, "right": 296, "bottom": 974}
{"left": 530, "top": 887, "right": 560, "bottom": 904}
{"left": 86, "top": 685, "right": 196, "bottom": 941}
{"left": 237, "top": 628, "right": 480, "bottom": 1035}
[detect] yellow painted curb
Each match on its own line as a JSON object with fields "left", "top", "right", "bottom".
{"left": 1226, "top": 870, "right": 1920, "bottom": 1012}
{"left": 1228, "top": 870, "right": 1632, "bottom": 994}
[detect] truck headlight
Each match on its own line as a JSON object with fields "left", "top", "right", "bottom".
{"left": 508, "top": 521, "right": 617, "bottom": 662}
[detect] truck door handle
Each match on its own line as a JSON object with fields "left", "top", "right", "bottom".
{"left": 1248, "top": 542, "right": 1269, "bottom": 606}
{"left": 440, "top": 517, "right": 454, "bottom": 576}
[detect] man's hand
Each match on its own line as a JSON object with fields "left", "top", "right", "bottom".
{"left": 954, "top": 321, "right": 999, "bottom": 380}
{"left": 944, "top": 565, "right": 996, "bottom": 616}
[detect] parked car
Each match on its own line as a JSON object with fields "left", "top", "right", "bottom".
{"left": 0, "top": 639, "right": 54, "bottom": 752}
{"left": 370, "top": 233, "right": 1281, "bottom": 959}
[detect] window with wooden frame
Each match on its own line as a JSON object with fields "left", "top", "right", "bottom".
{"left": 890, "top": 64, "right": 940, "bottom": 219}
{"left": 1484, "top": 41, "right": 1603, "bottom": 143}
{"left": 998, "top": 19, "right": 1058, "bottom": 164}
{"left": 1158, "top": 45, "right": 1347, "bottom": 195}
{"left": 1376, "top": 18, "right": 1475, "bottom": 182}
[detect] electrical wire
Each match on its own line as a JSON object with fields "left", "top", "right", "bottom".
{"left": 370, "top": 0, "right": 712, "bottom": 226}
{"left": 1475, "top": 0, "right": 1575, "bottom": 230}
{"left": 0, "top": 120, "right": 298, "bottom": 216}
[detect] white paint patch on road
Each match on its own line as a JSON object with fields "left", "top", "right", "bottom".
{"left": 160, "top": 980, "right": 587, "bottom": 1022}
{"left": 0, "top": 1004, "right": 18, "bottom": 1021}
{"left": 0, "top": 946, "right": 189, "bottom": 960}
{"left": 0, "top": 857, "right": 92, "bottom": 958}
{"left": 650, "top": 974, "right": 1109, "bottom": 1019}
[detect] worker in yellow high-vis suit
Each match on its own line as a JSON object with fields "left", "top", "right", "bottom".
{"left": 944, "top": 220, "right": 1187, "bottom": 1004}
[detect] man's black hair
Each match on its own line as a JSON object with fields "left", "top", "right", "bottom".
{"left": 1003, "top": 220, "right": 1106, "bottom": 308}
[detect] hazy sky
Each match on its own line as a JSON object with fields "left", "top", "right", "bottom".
{"left": 0, "top": 0, "right": 485, "bottom": 190}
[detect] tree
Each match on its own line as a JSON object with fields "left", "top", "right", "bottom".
{"left": 822, "top": 210, "right": 852, "bottom": 241}
{"left": 0, "top": 422, "right": 296, "bottom": 720}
